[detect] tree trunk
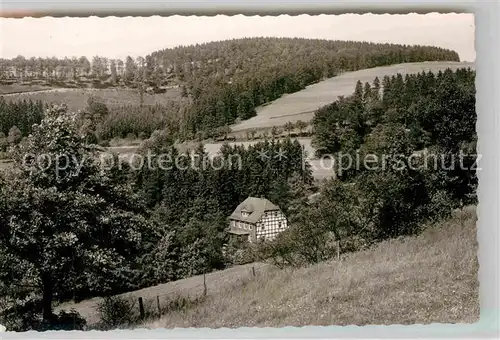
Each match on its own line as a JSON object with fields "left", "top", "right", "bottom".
{"left": 41, "top": 274, "right": 54, "bottom": 323}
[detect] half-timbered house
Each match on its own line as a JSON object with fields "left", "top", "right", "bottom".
{"left": 227, "top": 197, "right": 288, "bottom": 242}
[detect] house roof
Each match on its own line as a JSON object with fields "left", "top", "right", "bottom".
{"left": 229, "top": 197, "right": 280, "bottom": 224}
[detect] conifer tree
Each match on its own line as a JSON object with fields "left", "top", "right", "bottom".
{"left": 0, "top": 104, "right": 152, "bottom": 324}
{"left": 363, "top": 82, "right": 372, "bottom": 102}
{"left": 354, "top": 80, "right": 364, "bottom": 102}
{"left": 372, "top": 76, "right": 381, "bottom": 100}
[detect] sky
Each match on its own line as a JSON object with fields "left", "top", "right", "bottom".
{"left": 0, "top": 13, "right": 475, "bottom": 61}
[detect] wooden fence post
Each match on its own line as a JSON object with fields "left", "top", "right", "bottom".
{"left": 336, "top": 240, "right": 340, "bottom": 261}
{"left": 156, "top": 295, "right": 161, "bottom": 317}
{"left": 203, "top": 272, "right": 207, "bottom": 297}
{"left": 138, "top": 297, "right": 145, "bottom": 320}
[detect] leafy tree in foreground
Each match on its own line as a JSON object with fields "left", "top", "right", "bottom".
{"left": 0, "top": 104, "right": 152, "bottom": 326}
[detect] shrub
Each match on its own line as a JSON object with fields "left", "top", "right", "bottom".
{"left": 96, "top": 296, "right": 137, "bottom": 329}
{"left": 7, "top": 126, "right": 22, "bottom": 145}
{"left": 0, "top": 294, "right": 43, "bottom": 332}
{"left": 98, "top": 139, "right": 110, "bottom": 147}
{"left": 0, "top": 295, "right": 86, "bottom": 332}
{"left": 43, "top": 309, "right": 87, "bottom": 331}
{"left": 223, "top": 237, "right": 259, "bottom": 266}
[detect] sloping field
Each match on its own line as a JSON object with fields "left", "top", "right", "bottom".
{"left": 55, "top": 262, "right": 271, "bottom": 326}
{"left": 231, "top": 61, "right": 475, "bottom": 132}
{"left": 1, "top": 87, "right": 181, "bottom": 111}
{"left": 58, "top": 206, "right": 478, "bottom": 328}
{"left": 143, "top": 206, "right": 478, "bottom": 328}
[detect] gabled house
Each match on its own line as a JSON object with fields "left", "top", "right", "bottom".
{"left": 227, "top": 197, "right": 288, "bottom": 243}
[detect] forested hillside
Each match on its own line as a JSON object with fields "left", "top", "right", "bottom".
{"left": 146, "top": 38, "right": 460, "bottom": 133}
{"left": 242, "top": 67, "right": 476, "bottom": 268}
{"left": 1, "top": 38, "right": 460, "bottom": 141}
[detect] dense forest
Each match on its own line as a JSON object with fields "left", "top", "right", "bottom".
{"left": 1, "top": 38, "right": 461, "bottom": 141}
{"left": 0, "top": 99, "right": 45, "bottom": 141}
{"left": 146, "top": 38, "right": 460, "bottom": 132}
{"left": 0, "top": 38, "right": 461, "bottom": 86}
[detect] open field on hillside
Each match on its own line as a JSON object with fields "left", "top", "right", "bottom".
{"left": 56, "top": 206, "right": 478, "bottom": 328}
{"left": 143, "top": 206, "right": 478, "bottom": 328}
{"left": 1, "top": 87, "right": 181, "bottom": 111}
{"left": 231, "top": 61, "right": 475, "bottom": 132}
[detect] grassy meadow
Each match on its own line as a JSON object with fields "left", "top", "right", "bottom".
{"left": 1, "top": 87, "right": 181, "bottom": 111}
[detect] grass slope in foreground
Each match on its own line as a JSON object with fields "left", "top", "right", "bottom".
{"left": 146, "top": 206, "right": 478, "bottom": 328}
{"left": 231, "top": 61, "right": 475, "bottom": 132}
{"left": 60, "top": 206, "right": 478, "bottom": 328}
